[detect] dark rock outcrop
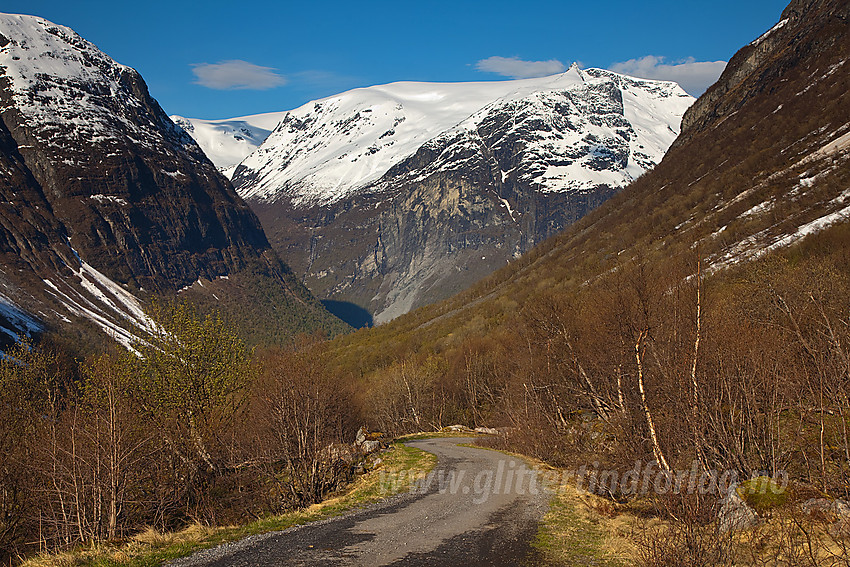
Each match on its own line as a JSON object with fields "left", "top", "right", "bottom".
{"left": 679, "top": 0, "right": 850, "bottom": 144}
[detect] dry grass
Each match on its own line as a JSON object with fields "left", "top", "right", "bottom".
{"left": 534, "top": 473, "right": 638, "bottom": 566}
{"left": 538, "top": 483, "right": 850, "bottom": 567}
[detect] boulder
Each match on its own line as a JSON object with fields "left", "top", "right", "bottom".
{"left": 719, "top": 484, "right": 759, "bottom": 533}
{"left": 801, "top": 497, "right": 850, "bottom": 535}
{"left": 362, "top": 440, "right": 382, "bottom": 454}
{"left": 474, "top": 426, "right": 499, "bottom": 435}
{"left": 355, "top": 427, "right": 367, "bottom": 446}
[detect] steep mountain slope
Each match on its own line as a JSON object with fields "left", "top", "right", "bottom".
{"left": 0, "top": 13, "right": 346, "bottom": 346}
{"left": 231, "top": 68, "right": 693, "bottom": 324}
{"left": 170, "top": 112, "right": 284, "bottom": 178}
{"left": 315, "top": 6, "right": 850, "bottom": 547}
{"left": 325, "top": 0, "right": 849, "bottom": 370}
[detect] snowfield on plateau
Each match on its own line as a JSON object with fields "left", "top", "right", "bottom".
{"left": 169, "top": 113, "right": 285, "bottom": 177}
{"left": 224, "top": 64, "right": 694, "bottom": 207}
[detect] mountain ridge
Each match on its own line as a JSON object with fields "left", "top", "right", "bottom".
{"left": 228, "top": 66, "right": 692, "bottom": 206}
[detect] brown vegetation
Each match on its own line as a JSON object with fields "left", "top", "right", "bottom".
{"left": 0, "top": 304, "right": 363, "bottom": 564}
{"left": 321, "top": 223, "right": 850, "bottom": 565}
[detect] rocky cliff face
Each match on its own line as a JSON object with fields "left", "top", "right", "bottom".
{"left": 0, "top": 13, "right": 345, "bottom": 345}
{"left": 233, "top": 68, "right": 693, "bottom": 324}
{"left": 678, "top": 0, "right": 848, "bottom": 145}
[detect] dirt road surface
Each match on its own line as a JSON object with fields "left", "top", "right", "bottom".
{"left": 168, "top": 437, "right": 549, "bottom": 566}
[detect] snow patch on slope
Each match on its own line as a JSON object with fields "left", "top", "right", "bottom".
{"left": 39, "top": 250, "right": 154, "bottom": 350}
{"left": 0, "top": 293, "right": 43, "bottom": 342}
{"left": 710, "top": 195, "right": 850, "bottom": 274}
{"left": 171, "top": 113, "right": 284, "bottom": 176}
{"left": 708, "top": 137, "right": 850, "bottom": 275}
{"left": 76, "top": 260, "right": 152, "bottom": 331}
{"left": 752, "top": 18, "right": 788, "bottom": 46}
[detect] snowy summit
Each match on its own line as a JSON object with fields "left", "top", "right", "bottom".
{"left": 212, "top": 64, "right": 694, "bottom": 207}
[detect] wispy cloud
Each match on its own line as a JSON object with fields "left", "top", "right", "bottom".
{"left": 608, "top": 56, "right": 727, "bottom": 96}
{"left": 191, "top": 60, "right": 286, "bottom": 90}
{"left": 474, "top": 56, "right": 567, "bottom": 79}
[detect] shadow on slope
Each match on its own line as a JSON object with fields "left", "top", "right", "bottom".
{"left": 321, "top": 300, "right": 373, "bottom": 329}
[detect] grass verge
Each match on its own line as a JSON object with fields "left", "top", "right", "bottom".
{"left": 396, "top": 431, "right": 484, "bottom": 441}
{"left": 23, "top": 442, "right": 436, "bottom": 567}
{"left": 534, "top": 483, "right": 635, "bottom": 567}
{"left": 458, "top": 437, "right": 636, "bottom": 565}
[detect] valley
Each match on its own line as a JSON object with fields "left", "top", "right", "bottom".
{"left": 1, "top": 0, "right": 849, "bottom": 565}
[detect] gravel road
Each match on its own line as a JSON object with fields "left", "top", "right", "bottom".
{"left": 168, "top": 437, "right": 549, "bottom": 566}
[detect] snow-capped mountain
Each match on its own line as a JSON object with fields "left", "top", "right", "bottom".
{"left": 170, "top": 112, "right": 284, "bottom": 177}
{"left": 0, "top": 13, "right": 344, "bottom": 345}
{"left": 233, "top": 65, "right": 693, "bottom": 207}
{"left": 229, "top": 67, "right": 694, "bottom": 324}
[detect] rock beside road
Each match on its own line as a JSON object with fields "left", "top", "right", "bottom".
{"left": 719, "top": 484, "right": 759, "bottom": 533}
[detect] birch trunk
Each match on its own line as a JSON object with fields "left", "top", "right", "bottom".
{"left": 635, "top": 329, "right": 671, "bottom": 472}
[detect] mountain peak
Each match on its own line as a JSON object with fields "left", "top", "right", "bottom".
{"left": 0, "top": 13, "right": 196, "bottom": 160}
{"left": 228, "top": 70, "right": 692, "bottom": 208}
{"left": 0, "top": 11, "right": 346, "bottom": 345}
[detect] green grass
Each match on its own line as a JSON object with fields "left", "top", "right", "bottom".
{"left": 737, "top": 476, "right": 790, "bottom": 514}
{"left": 396, "top": 430, "right": 483, "bottom": 441}
{"left": 24, "top": 442, "right": 436, "bottom": 567}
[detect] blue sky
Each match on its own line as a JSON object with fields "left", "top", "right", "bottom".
{"left": 9, "top": 0, "right": 789, "bottom": 119}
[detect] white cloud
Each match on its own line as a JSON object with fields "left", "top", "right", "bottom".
{"left": 475, "top": 56, "right": 567, "bottom": 79}
{"left": 191, "top": 60, "right": 286, "bottom": 90}
{"left": 608, "top": 56, "right": 727, "bottom": 96}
